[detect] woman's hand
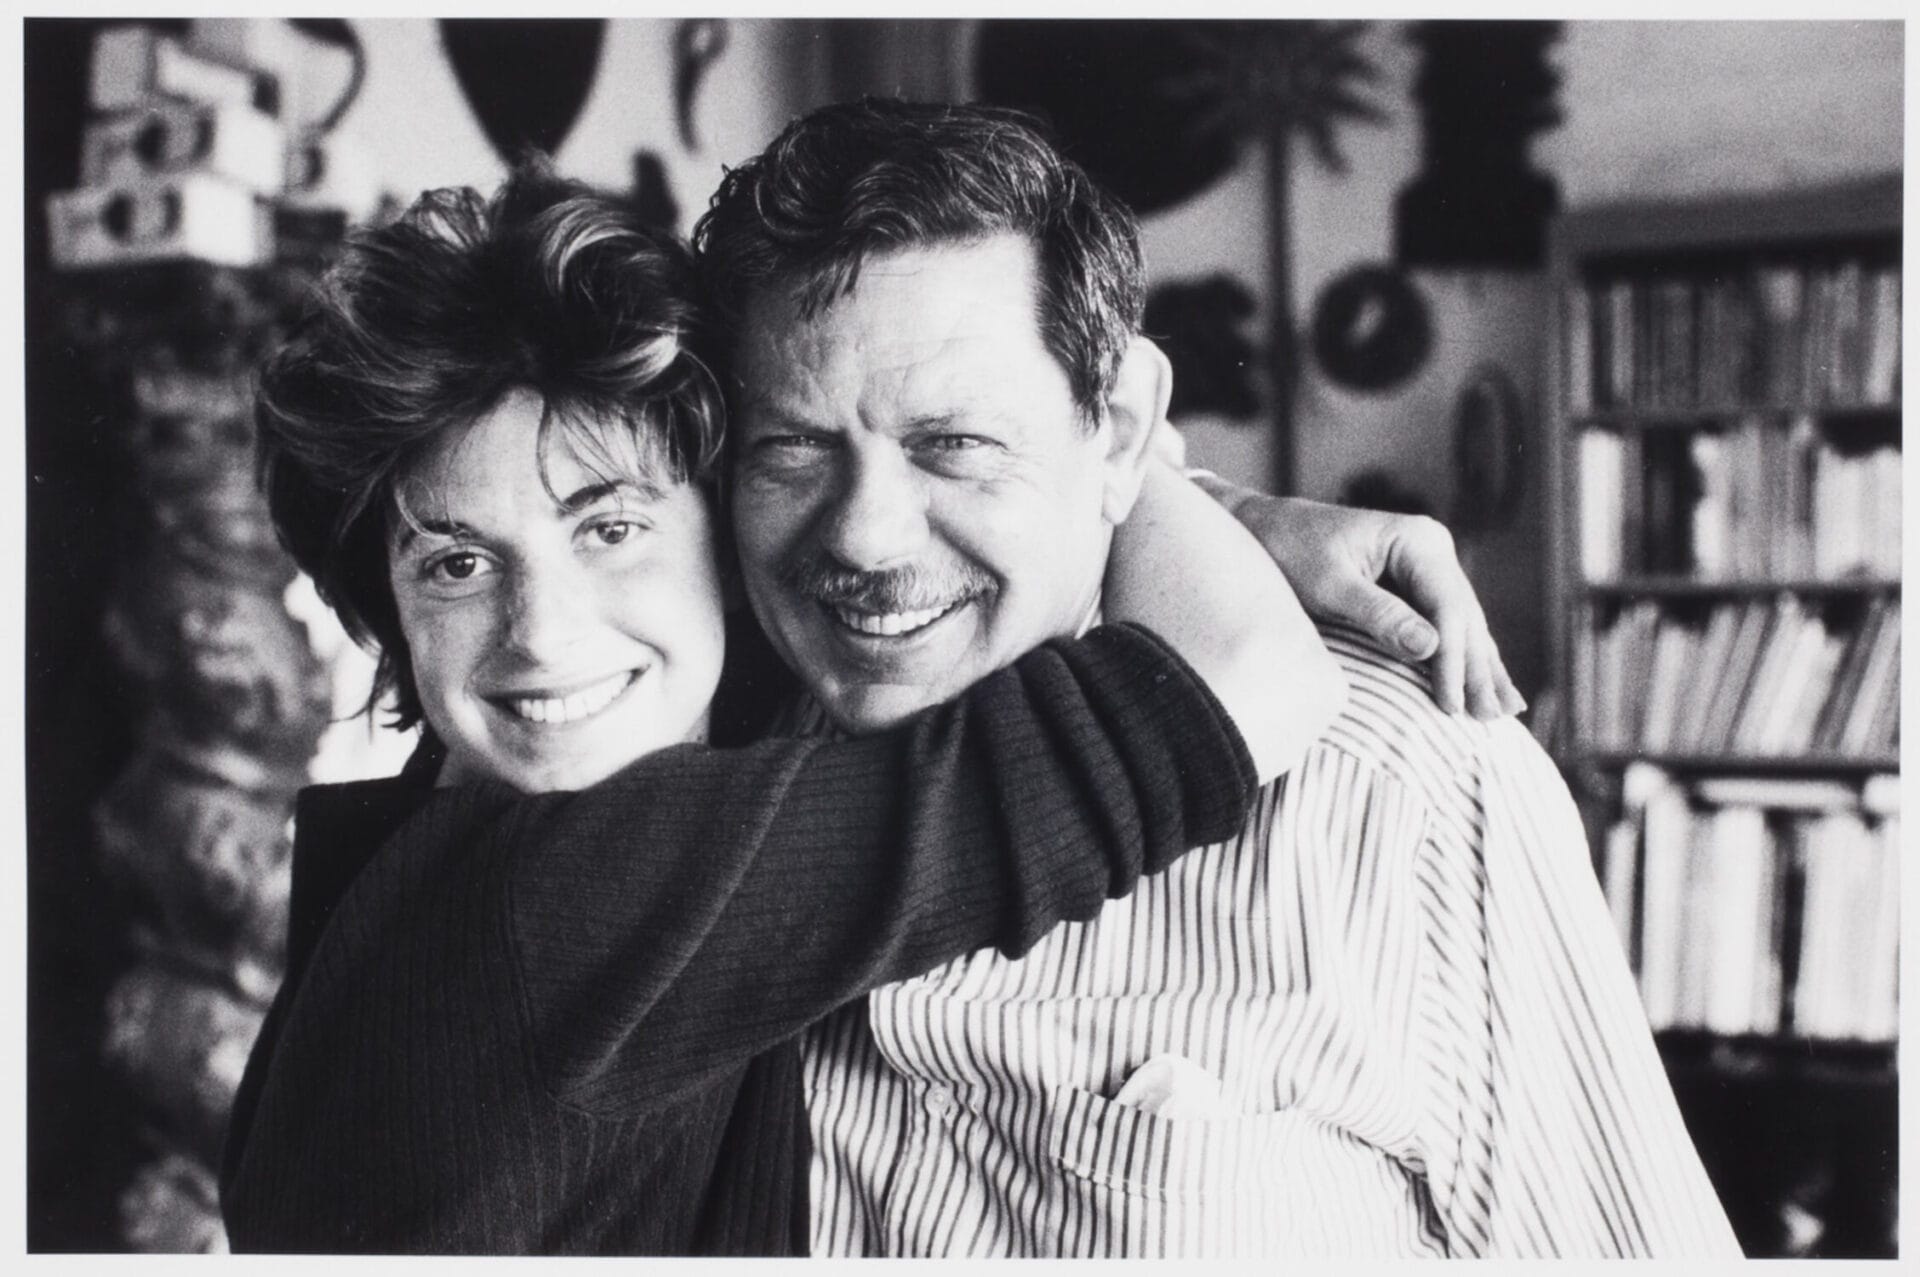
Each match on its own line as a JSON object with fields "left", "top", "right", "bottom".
{"left": 1106, "top": 466, "right": 1345, "bottom": 785}
{"left": 1191, "top": 476, "right": 1524, "bottom": 721}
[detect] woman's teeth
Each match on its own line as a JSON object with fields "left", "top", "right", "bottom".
{"left": 507, "top": 672, "right": 634, "bottom": 724}
{"left": 834, "top": 601, "right": 958, "bottom": 637}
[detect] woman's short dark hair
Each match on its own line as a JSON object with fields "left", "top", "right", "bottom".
{"left": 257, "top": 161, "right": 724, "bottom": 729}
{"left": 692, "top": 97, "right": 1146, "bottom": 421}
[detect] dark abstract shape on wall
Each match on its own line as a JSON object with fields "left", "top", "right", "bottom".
{"left": 1394, "top": 21, "right": 1562, "bottom": 269}
{"left": 630, "top": 151, "right": 679, "bottom": 231}
{"left": 1145, "top": 275, "right": 1260, "bottom": 421}
{"left": 1450, "top": 363, "right": 1528, "bottom": 532}
{"left": 286, "top": 19, "right": 366, "bottom": 133}
{"left": 439, "top": 19, "right": 605, "bottom": 161}
{"left": 1340, "top": 467, "right": 1431, "bottom": 518}
{"left": 1311, "top": 263, "right": 1432, "bottom": 394}
{"left": 673, "top": 18, "right": 729, "bottom": 152}
{"left": 975, "top": 20, "right": 1386, "bottom": 216}
{"left": 974, "top": 21, "right": 1235, "bottom": 215}
{"left": 978, "top": 19, "right": 1389, "bottom": 495}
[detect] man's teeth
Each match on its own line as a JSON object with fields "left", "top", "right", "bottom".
{"left": 508, "top": 672, "right": 633, "bottom": 724}
{"left": 834, "top": 601, "right": 957, "bottom": 637}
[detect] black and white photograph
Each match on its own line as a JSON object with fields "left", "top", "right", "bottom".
{"left": 19, "top": 11, "right": 1903, "bottom": 1259}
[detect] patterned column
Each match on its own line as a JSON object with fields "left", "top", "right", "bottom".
{"left": 56, "top": 263, "right": 332, "bottom": 1251}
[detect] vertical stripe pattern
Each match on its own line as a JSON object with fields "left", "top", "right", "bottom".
{"left": 800, "top": 628, "right": 1741, "bottom": 1258}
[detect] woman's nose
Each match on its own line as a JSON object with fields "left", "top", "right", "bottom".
{"left": 498, "top": 556, "right": 592, "bottom": 662}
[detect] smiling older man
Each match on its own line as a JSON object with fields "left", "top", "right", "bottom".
{"left": 694, "top": 98, "right": 1740, "bottom": 1259}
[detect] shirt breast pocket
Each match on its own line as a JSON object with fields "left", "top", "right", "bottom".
{"left": 1042, "top": 1083, "right": 1437, "bottom": 1257}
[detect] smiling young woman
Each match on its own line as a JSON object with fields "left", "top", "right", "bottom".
{"left": 385, "top": 387, "right": 727, "bottom": 793}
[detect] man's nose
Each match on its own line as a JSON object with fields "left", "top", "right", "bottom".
{"left": 817, "top": 446, "right": 929, "bottom": 571}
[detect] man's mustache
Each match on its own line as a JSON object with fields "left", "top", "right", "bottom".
{"left": 780, "top": 555, "right": 994, "bottom": 614}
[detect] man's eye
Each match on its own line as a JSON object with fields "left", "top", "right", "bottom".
{"left": 915, "top": 434, "right": 1002, "bottom": 468}
{"left": 758, "top": 433, "right": 831, "bottom": 453}
{"left": 744, "top": 433, "right": 836, "bottom": 474}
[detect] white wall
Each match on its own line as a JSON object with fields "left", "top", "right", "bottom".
{"left": 332, "top": 18, "right": 816, "bottom": 230}
{"left": 1539, "top": 20, "right": 1903, "bottom": 206}
{"left": 1137, "top": 158, "right": 1279, "bottom": 495}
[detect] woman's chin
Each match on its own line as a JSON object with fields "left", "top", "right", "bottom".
{"left": 435, "top": 690, "right": 715, "bottom": 793}
{"left": 444, "top": 729, "right": 692, "bottom": 795}
{"left": 490, "top": 754, "right": 636, "bottom": 795}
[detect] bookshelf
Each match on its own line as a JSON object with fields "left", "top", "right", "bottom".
{"left": 1545, "top": 174, "right": 1899, "bottom": 1259}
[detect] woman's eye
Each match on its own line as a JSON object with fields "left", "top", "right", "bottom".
{"left": 428, "top": 551, "right": 489, "bottom": 583}
{"left": 588, "top": 519, "right": 646, "bottom": 548}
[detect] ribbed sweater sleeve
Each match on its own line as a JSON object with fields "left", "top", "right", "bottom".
{"left": 219, "top": 623, "right": 1254, "bottom": 1252}
{"left": 490, "top": 622, "right": 1255, "bottom": 1115}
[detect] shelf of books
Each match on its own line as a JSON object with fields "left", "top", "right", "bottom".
{"left": 1547, "top": 175, "right": 1898, "bottom": 1256}
{"left": 1599, "top": 766, "right": 1899, "bottom": 1046}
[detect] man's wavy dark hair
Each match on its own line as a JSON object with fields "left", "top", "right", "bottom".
{"left": 692, "top": 97, "right": 1146, "bottom": 422}
{"left": 256, "top": 160, "right": 725, "bottom": 728}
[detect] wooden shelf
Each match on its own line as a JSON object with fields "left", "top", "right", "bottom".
{"left": 1577, "top": 749, "right": 1899, "bottom": 776}
{"left": 1575, "top": 402, "right": 1900, "bottom": 430}
{"left": 1582, "top": 577, "right": 1900, "bottom": 599}
{"left": 1654, "top": 1029, "right": 1895, "bottom": 1088}
{"left": 1553, "top": 173, "right": 1901, "bottom": 261}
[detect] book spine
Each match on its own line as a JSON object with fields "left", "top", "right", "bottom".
{"left": 1566, "top": 284, "right": 1594, "bottom": 414}
{"left": 1579, "top": 430, "right": 1624, "bottom": 580}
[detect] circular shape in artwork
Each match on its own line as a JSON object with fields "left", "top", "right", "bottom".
{"left": 1310, "top": 264, "right": 1433, "bottom": 394}
{"left": 1451, "top": 362, "right": 1527, "bottom": 532}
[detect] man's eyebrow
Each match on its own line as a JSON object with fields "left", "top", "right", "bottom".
{"left": 903, "top": 412, "right": 959, "bottom": 431}
{"left": 737, "top": 403, "right": 822, "bottom": 433}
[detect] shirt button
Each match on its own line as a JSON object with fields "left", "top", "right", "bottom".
{"left": 927, "top": 1085, "right": 957, "bottom": 1118}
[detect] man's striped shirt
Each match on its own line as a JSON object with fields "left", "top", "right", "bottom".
{"left": 796, "top": 627, "right": 1740, "bottom": 1258}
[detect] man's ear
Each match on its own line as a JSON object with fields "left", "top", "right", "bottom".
{"left": 1098, "top": 335, "right": 1173, "bottom": 526}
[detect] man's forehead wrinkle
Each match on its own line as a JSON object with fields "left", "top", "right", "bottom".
{"left": 878, "top": 319, "right": 1028, "bottom": 413}
{"left": 736, "top": 310, "right": 826, "bottom": 415}
{"left": 738, "top": 338, "right": 849, "bottom": 430}
{"left": 780, "top": 335, "right": 848, "bottom": 415}
{"left": 741, "top": 237, "right": 1047, "bottom": 435}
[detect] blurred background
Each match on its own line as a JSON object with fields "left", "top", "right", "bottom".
{"left": 22, "top": 16, "right": 1903, "bottom": 1256}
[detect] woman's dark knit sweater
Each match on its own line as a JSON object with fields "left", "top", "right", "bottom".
{"left": 219, "top": 624, "right": 1257, "bottom": 1254}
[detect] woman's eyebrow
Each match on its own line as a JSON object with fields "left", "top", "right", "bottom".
{"left": 392, "top": 515, "right": 475, "bottom": 552}
{"left": 390, "top": 477, "right": 667, "bottom": 552}
{"left": 558, "top": 478, "right": 664, "bottom": 512}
